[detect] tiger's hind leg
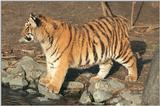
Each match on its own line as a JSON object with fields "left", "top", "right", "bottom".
{"left": 116, "top": 54, "right": 138, "bottom": 82}
{"left": 90, "top": 59, "right": 113, "bottom": 83}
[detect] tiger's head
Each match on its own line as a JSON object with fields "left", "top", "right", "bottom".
{"left": 19, "top": 13, "right": 63, "bottom": 43}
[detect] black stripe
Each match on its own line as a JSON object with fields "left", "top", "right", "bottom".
{"left": 46, "top": 35, "right": 54, "bottom": 51}
{"left": 81, "top": 29, "right": 85, "bottom": 48}
{"left": 83, "top": 26, "right": 91, "bottom": 47}
{"left": 121, "top": 51, "right": 131, "bottom": 63}
{"left": 113, "top": 28, "right": 118, "bottom": 58}
{"left": 86, "top": 60, "right": 90, "bottom": 65}
{"left": 122, "top": 55, "right": 133, "bottom": 65}
{"left": 78, "top": 54, "right": 82, "bottom": 66}
{"left": 119, "top": 40, "right": 129, "bottom": 59}
{"left": 51, "top": 47, "right": 59, "bottom": 56}
{"left": 94, "top": 20, "right": 106, "bottom": 32}
{"left": 53, "top": 25, "right": 72, "bottom": 63}
{"left": 92, "top": 22, "right": 105, "bottom": 59}
{"left": 100, "top": 19, "right": 112, "bottom": 36}
{"left": 87, "top": 24, "right": 101, "bottom": 62}
{"left": 115, "top": 41, "right": 123, "bottom": 59}
{"left": 92, "top": 42, "right": 98, "bottom": 62}
{"left": 85, "top": 44, "right": 89, "bottom": 61}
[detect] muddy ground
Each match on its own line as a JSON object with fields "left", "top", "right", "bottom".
{"left": 2, "top": 1, "right": 159, "bottom": 105}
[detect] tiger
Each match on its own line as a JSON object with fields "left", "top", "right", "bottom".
{"left": 19, "top": 13, "right": 137, "bottom": 94}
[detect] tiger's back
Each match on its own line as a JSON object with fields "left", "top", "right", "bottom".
{"left": 70, "top": 16, "right": 132, "bottom": 68}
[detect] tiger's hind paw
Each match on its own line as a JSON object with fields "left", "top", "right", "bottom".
{"left": 125, "top": 75, "right": 137, "bottom": 82}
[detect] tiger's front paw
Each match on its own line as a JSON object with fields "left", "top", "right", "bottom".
{"left": 39, "top": 76, "right": 60, "bottom": 94}
{"left": 47, "top": 82, "right": 60, "bottom": 94}
{"left": 39, "top": 74, "right": 51, "bottom": 86}
{"left": 125, "top": 75, "right": 137, "bottom": 82}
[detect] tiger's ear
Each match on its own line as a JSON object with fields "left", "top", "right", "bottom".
{"left": 29, "top": 13, "right": 41, "bottom": 27}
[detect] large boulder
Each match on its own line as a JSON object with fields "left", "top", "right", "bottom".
{"left": 79, "top": 77, "right": 126, "bottom": 104}
{"left": 2, "top": 56, "right": 46, "bottom": 90}
{"left": 142, "top": 47, "right": 159, "bottom": 105}
{"left": 88, "top": 77, "right": 125, "bottom": 95}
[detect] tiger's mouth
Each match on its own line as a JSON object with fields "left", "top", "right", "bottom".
{"left": 19, "top": 34, "right": 34, "bottom": 43}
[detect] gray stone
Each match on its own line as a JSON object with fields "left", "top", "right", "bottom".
{"left": 108, "top": 96, "right": 122, "bottom": 104}
{"left": 119, "top": 90, "right": 142, "bottom": 105}
{"left": 38, "top": 83, "right": 61, "bottom": 100}
{"left": 79, "top": 90, "right": 93, "bottom": 104}
{"left": 37, "top": 97, "right": 49, "bottom": 102}
{"left": 2, "top": 65, "right": 28, "bottom": 89}
{"left": 88, "top": 77, "right": 125, "bottom": 95}
{"left": 2, "top": 70, "right": 9, "bottom": 84}
{"left": 116, "top": 100, "right": 132, "bottom": 106}
{"left": 63, "top": 81, "right": 84, "bottom": 93}
{"left": 9, "top": 76, "right": 28, "bottom": 90}
{"left": 142, "top": 47, "right": 159, "bottom": 105}
{"left": 20, "top": 56, "right": 46, "bottom": 82}
{"left": 1, "top": 60, "right": 9, "bottom": 70}
{"left": 26, "top": 89, "right": 37, "bottom": 94}
{"left": 2, "top": 56, "right": 46, "bottom": 90}
{"left": 93, "top": 90, "right": 113, "bottom": 103}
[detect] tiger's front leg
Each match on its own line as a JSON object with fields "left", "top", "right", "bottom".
{"left": 39, "top": 58, "right": 69, "bottom": 94}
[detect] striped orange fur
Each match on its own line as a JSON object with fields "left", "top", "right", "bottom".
{"left": 20, "top": 13, "right": 137, "bottom": 93}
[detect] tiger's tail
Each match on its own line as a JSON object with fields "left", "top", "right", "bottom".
{"left": 101, "top": 1, "right": 115, "bottom": 17}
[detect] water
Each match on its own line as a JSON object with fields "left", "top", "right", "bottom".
{"left": 2, "top": 86, "right": 80, "bottom": 105}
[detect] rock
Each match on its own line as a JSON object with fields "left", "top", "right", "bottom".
{"left": 37, "top": 97, "right": 49, "bottom": 102}
{"left": 28, "top": 81, "right": 37, "bottom": 89}
{"left": 63, "top": 81, "right": 84, "bottom": 93}
{"left": 38, "top": 83, "right": 61, "bottom": 100}
{"left": 116, "top": 99, "right": 132, "bottom": 106}
{"left": 119, "top": 90, "right": 142, "bottom": 105}
{"left": 79, "top": 90, "right": 93, "bottom": 104}
{"left": 93, "top": 90, "right": 113, "bottom": 103}
{"left": 88, "top": 77, "right": 125, "bottom": 95}
{"left": 81, "top": 72, "right": 93, "bottom": 78}
{"left": 1, "top": 60, "right": 9, "bottom": 70}
{"left": 108, "top": 96, "right": 122, "bottom": 104}
{"left": 9, "top": 76, "right": 28, "bottom": 90}
{"left": 142, "top": 47, "right": 159, "bottom": 105}
{"left": 2, "top": 56, "right": 46, "bottom": 90}
{"left": 20, "top": 56, "right": 46, "bottom": 82}
{"left": 2, "top": 70, "right": 9, "bottom": 84}
{"left": 26, "top": 89, "right": 37, "bottom": 94}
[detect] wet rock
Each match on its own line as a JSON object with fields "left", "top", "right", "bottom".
{"left": 38, "top": 83, "right": 61, "bottom": 100}
{"left": 88, "top": 77, "right": 125, "bottom": 95}
{"left": 37, "top": 97, "right": 50, "bottom": 102}
{"left": 93, "top": 90, "right": 113, "bottom": 103}
{"left": 79, "top": 90, "right": 93, "bottom": 104}
{"left": 119, "top": 90, "right": 142, "bottom": 105}
{"left": 63, "top": 81, "right": 84, "bottom": 93}
{"left": 92, "top": 102, "right": 105, "bottom": 105}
